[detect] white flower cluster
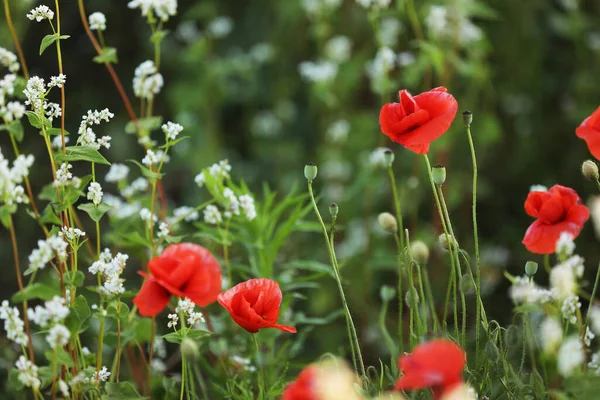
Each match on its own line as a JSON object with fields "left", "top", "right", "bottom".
{"left": 239, "top": 194, "right": 257, "bottom": 220}
{"left": 59, "top": 226, "right": 86, "bottom": 243}
{"left": 176, "top": 298, "right": 205, "bottom": 326}
{"left": 251, "top": 111, "right": 282, "bottom": 138}
{"left": 589, "top": 353, "right": 600, "bottom": 376}
{"left": 46, "top": 324, "right": 71, "bottom": 348}
{"left": 162, "top": 121, "right": 183, "bottom": 141}
{"left": 28, "top": 296, "right": 70, "bottom": 328}
{"left": 539, "top": 317, "right": 562, "bottom": 354}
{"left": 300, "top": 0, "right": 342, "bottom": 16}
{"left": 171, "top": 205, "right": 200, "bottom": 223}
{"left": 0, "top": 48, "right": 19, "bottom": 72}
{"left": 378, "top": 18, "right": 403, "bottom": 47}
{"left": 365, "top": 47, "right": 396, "bottom": 93}
{"left": 121, "top": 177, "right": 149, "bottom": 197}
{"left": 326, "top": 120, "right": 350, "bottom": 144}
{"left": 561, "top": 294, "right": 581, "bottom": 325}
{"left": 550, "top": 255, "right": 584, "bottom": 299}
{"left": 585, "top": 326, "right": 595, "bottom": 347}
{"left": 77, "top": 109, "right": 114, "bottom": 150}
{"left": 88, "top": 12, "right": 107, "bottom": 31}
{"left": 231, "top": 355, "right": 257, "bottom": 372}
{"left": 43, "top": 101, "right": 62, "bottom": 122}
{"left": 368, "top": 147, "right": 391, "bottom": 168}
{"left": 0, "top": 149, "right": 33, "bottom": 206}
{"left": 128, "top": 0, "right": 177, "bottom": 21}
{"left": 51, "top": 135, "right": 69, "bottom": 149}
{"left": 555, "top": 232, "right": 575, "bottom": 257}
{"left": 207, "top": 17, "right": 233, "bottom": 39}
{"left": 142, "top": 149, "right": 164, "bottom": 167}
{"left": 151, "top": 337, "right": 167, "bottom": 373}
{"left": 92, "top": 366, "right": 111, "bottom": 382}
{"left": 23, "top": 76, "right": 45, "bottom": 114}
{"left": 0, "top": 300, "right": 27, "bottom": 345}
{"left": 509, "top": 276, "right": 553, "bottom": 304}
{"left": 28, "top": 235, "right": 68, "bottom": 272}
{"left": 87, "top": 182, "right": 104, "bottom": 205}
{"left": 425, "top": 5, "right": 482, "bottom": 45}
{"left": 324, "top": 36, "right": 352, "bottom": 63}
{"left": 105, "top": 163, "right": 130, "bottom": 182}
{"left": 26, "top": 5, "right": 54, "bottom": 22}
{"left": 203, "top": 204, "right": 222, "bottom": 225}
{"left": 88, "top": 249, "right": 128, "bottom": 296}
{"left": 167, "top": 313, "right": 178, "bottom": 329}
{"left": 355, "top": 0, "right": 391, "bottom": 9}
{"left": 103, "top": 194, "right": 142, "bottom": 219}
{"left": 48, "top": 74, "right": 66, "bottom": 88}
{"left": 54, "top": 162, "right": 81, "bottom": 188}
{"left": 195, "top": 159, "right": 232, "bottom": 187}
{"left": 0, "top": 101, "right": 25, "bottom": 123}
{"left": 140, "top": 207, "right": 158, "bottom": 225}
{"left": 15, "top": 356, "right": 40, "bottom": 389}
{"left": 157, "top": 221, "right": 170, "bottom": 238}
{"left": 133, "top": 60, "right": 164, "bottom": 99}
{"left": 298, "top": 60, "right": 338, "bottom": 83}
{"left": 557, "top": 335, "right": 584, "bottom": 376}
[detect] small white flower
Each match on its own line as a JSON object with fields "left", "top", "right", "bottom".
{"left": 550, "top": 263, "right": 576, "bottom": 300}
{"left": 0, "top": 300, "right": 27, "bottom": 345}
{"left": 48, "top": 74, "right": 66, "bottom": 88}
{"left": 397, "top": 52, "right": 416, "bottom": 67}
{"left": 557, "top": 336, "right": 584, "bottom": 376}
{"left": 172, "top": 206, "right": 199, "bottom": 222}
{"left": 58, "top": 379, "right": 69, "bottom": 397}
{"left": 46, "top": 324, "right": 70, "bottom": 348}
{"left": 239, "top": 194, "right": 257, "bottom": 221}
{"left": 529, "top": 184, "right": 547, "bottom": 192}
{"left": 585, "top": 326, "right": 595, "bottom": 347}
{"left": 324, "top": 36, "right": 352, "bottom": 63}
{"left": 167, "top": 313, "right": 178, "bottom": 329}
{"left": 157, "top": 221, "right": 170, "bottom": 238}
{"left": 87, "top": 182, "right": 103, "bottom": 205}
{"left": 92, "top": 366, "right": 111, "bottom": 382}
{"left": 207, "top": 16, "right": 233, "bottom": 38}
{"left": 0, "top": 47, "right": 19, "bottom": 72}
{"left": 561, "top": 294, "right": 581, "bottom": 325}
{"left": 121, "top": 177, "right": 148, "bottom": 197}
{"left": 140, "top": 207, "right": 157, "bottom": 223}
{"left": 15, "top": 356, "right": 40, "bottom": 389}
{"left": 133, "top": 60, "right": 163, "bottom": 99}
{"left": 2, "top": 101, "right": 26, "bottom": 122}
{"left": 142, "top": 149, "right": 158, "bottom": 166}
{"left": 589, "top": 306, "right": 600, "bottom": 334}
{"left": 326, "top": 120, "right": 350, "bottom": 144}
{"left": 151, "top": 359, "right": 167, "bottom": 373}
{"left": 128, "top": 0, "right": 177, "bottom": 21}
{"left": 82, "top": 347, "right": 91, "bottom": 356}
{"left": 203, "top": 204, "right": 222, "bottom": 225}
{"left": 299, "top": 60, "right": 338, "bottom": 83}
{"left": 555, "top": 232, "right": 575, "bottom": 257}
{"left": 27, "top": 5, "right": 54, "bottom": 22}
{"left": 59, "top": 226, "right": 86, "bottom": 242}
{"left": 105, "top": 163, "right": 130, "bottom": 182}
{"left": 162, "top": 121, "right": 184, "bottom": 141}
{"left": 379, "top": 18, "right": 403, "bottom": 47}
{"left": 539, "top": 317, "right": 562, "bottom": 354}
{"left": 88, "top": 12, "right": 107, "bottom": 31}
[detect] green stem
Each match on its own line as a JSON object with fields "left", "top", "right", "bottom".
{"left": 180, "top": 354, "right": 186, "bottom": 400}
{"left": 253, "top": 334, "right": 265, "bottom": 400}
{"left": 465, "top": 121, "right": 483, "bottom": 362}
{"left": 307, "top": 181, "right": 366, "bottom": 379}
{"left": 392, "top": 234, "right": 404, "bottom": 356}
{"left": 586, "top": 262, "right": 600, "bottom": 326}
{"left": 378, "top": 297, "right": 397, "bottom": 357}
{"left": 543, "top": 254, "right": 551, "bottom": 274}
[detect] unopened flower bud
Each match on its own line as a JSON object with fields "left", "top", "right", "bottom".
{"left": 410, "top": 241, "right": 429, "bottom": 265}
{"left": 438, "top": 233, "right": 458, "bottom": 251}
{"left": 383, "top": 149, "right": 394, "bottom": 167}
{"left": 525, "top": 261, "right": 538, "bottom": 276}
{"left": 485, "top": 340, "right": 500, "bottom": 362}
{"left": 329, "top": 203, "right": 339, "bottom": 218}
{"left": 380, "top": 285, "right": 396, "bottom": 302}
{"left": 462, "top": 110, "right": 473, "bottom": 126}
{"left": 378, "top": 212, "right": 398, "bottom": 233}
{"left": 304, "top": 162, "right": 318, "bottom": 182}
{"left": 404, "top": 287, "right": 419, "bottom": 309}
{"left": 582, "top": 160, "right": 599, "bottom": 180}
{"left": 432, "top": 164, "right": 446, "bottom": 185}
{"left": 181, "top": 338, "right": 199, "bottom": 361}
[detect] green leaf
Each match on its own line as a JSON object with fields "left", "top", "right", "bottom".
{"left": 0, "top": 120, "right": 24, "bottom": 142}
{"left": 55, "top": 146, "right": 111, "bottom": 165}
{"left": 65, "top": 295, "right": 91, "bottom": 334}
{"left": 107, "top": 301, "right": 129, "bottom": 322}
{"left": 78, "top": 202, "right": 111, "bottom": 222}
{"left": 93, "top": 47, "right": 118, "bottom": 64}
{"left": 55, "top": 174, "right": 93, "bottom": 213}
{"left": 40, "top": 204, "right": 62, "bottom": 226}
{"left": 24, "top": 111, "right": 43, "bottom": 129}
{"left": 115, "top": 231, "right": 152, "bottom": 248}
{"left": 125, "top": 116, "right": 163, "bottom": 134}
{"left": 45, "top": 348, "right": 74, "bottom": 367}
{"left": 102, "top": 382, "right": 145, "bottom": 400}
{"left": 163, "top": 234, "right": 183, "bottom": 244}
{"left": 150, "top": 30, "right": 168, "bottom": 44}
{"left": 40, "top": 33, "right": 69, "bottom": 55}
{"left": 128, "top": 160, "right": 164, "bottom": 180}
{"left": 8, "top": 368, "right": 24, "bottom": 391}
{"left": 46, "top": 128, "right": 70, "bottom": 136}
{"left": 0, "top": 205, "right": 15, "bottom": 228}
{"left": 160, "top": 329, "right": 211, "bottom": 344}
{"left": 159, "top": 136, "right": 190, "bottom": 149}
{"left": 65, "top": 271, "right": 85, "bottom": 287}
{"left": 12, "top": 283, "right": 60, "bottom": 302}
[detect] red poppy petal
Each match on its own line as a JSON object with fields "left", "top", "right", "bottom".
{"left": 272, "top": 323, "right": 297, "bottom": 333}
{"left": 524, "top": 191, "right": 549, "bottom": 218}
{"left": 183, "top": 265, "right": 221, "bottom": 307}
{"left": 537, "top": 195, "right": 566, "bottom": 224}
{"left": 522, "top": 219, "right": 583, "bottom": 254}
{"left": 133, "top": 279, "right": 171, "bottom": 317}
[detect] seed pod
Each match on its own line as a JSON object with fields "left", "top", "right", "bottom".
{"left": 304, "top": 162, "right": 318, "bottom": 182}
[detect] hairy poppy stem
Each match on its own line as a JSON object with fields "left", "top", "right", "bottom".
{"left": 586, "top": 262, "right": 600, "bottom": 327}
{"left": 253, "top": 334, "right": 265, "bottom": 399}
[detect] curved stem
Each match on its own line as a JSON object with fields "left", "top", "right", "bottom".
{"left": 586, "top": 262, "right": 600, "bottom": 326}
{"left": 253, "top": 334, "right": 265, "bottom": 400}
{"left": 2, "top": 0, "right": 30, "bottom": 79}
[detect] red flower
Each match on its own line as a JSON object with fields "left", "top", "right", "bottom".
{"left": 133, "top": 243, "right": 222, "bottom": 317}
{"left": 217, "top": 278, "right": 296, "bottom": 333}
{"left": 282, "top": 366, "right": 318, "bottom": 400}
{"left": 576, "top": 106, "right": 600, "bottom": 159}
{"left": 394, "top": 339, "right": 466, "bottom": 399}
{"left": 522, "top": 185, "right": 589, "bottom": 254}
{"left": 379, "top": 87, "right": 458, "bottom": 154}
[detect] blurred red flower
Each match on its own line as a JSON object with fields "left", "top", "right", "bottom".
{"left": 133, "top": 243, "right": 222, "bottom": 317}
{"left": 217, "top": 278, "right": 296, "bottom": 333}
{"left": 394, "top": 339, "right": 466, "bottom": 399}
{"left": 522, "top": 185, "right": 589, "bottom": 254}
{"left": 282, "top": 366, "right": 317, "bottom": 400}
{"left": 379, "top": 86, "right": 458, "bottom": 154}
{"left": 576, "top": 106, "right": 600, "bottom": 159}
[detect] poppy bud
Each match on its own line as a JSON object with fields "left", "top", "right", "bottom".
{"left": 525, "top": 261, "right": 538, "bottom": 276}
{"left": 383, "top": 149, "right": 395, "bottom": 167}
{"left": 405, "top": 287, "right": 419, "bottom": 309}
{"left": 462, "top": 110, "right": 473, "bottom": 126}
{"left": 378, "top": 212, "right": 398, "bottom": 233}
{"left": 582, "top": 160, "right": 599, "bottom": 180}
{"left": 438, "top": 233, "right": 458, "bottom": 251}
{"left": 380, "top": 285, "right": 396, "bottom": 302}
{"left": 329, "top": 203, "right": 339, "bottom": 218}
{"left": 304, "top": 162, "right": 318, "bottom": 182}
{"left": 181, "top": 338, "right": 199, "bottom": 361}
{"left": 432, "top": 164, "right": 446, "bottom": 185}
{"left": 485, "top": 340, "right": 499, "bottom": 363}
{"left": 410, "top": 241, "right": 429, "bottom": 265}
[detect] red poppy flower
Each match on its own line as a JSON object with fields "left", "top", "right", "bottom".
{"left": 379, "top": 86, "right": 458, "bottom": 154}
{"left": 394, "top": 339, "right": 466, "bottom": 399}
{"left": 522, "top": 185, "right": 589, "bottom": 254}
{"left": 282, "top": 366, "right": 318, "bottom": 400}
{"left": 217, "top": 278, "right": 296, "bottom": 333}
{"left": 576, "top": 106, "right": 600, "bottom": 159}
{"left": 133, "top": 243, "right": 222, "bottom": 317}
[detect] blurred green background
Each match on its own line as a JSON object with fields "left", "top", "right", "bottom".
{"left": 2, "top": 0, "right": 600, "bottom": 371}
